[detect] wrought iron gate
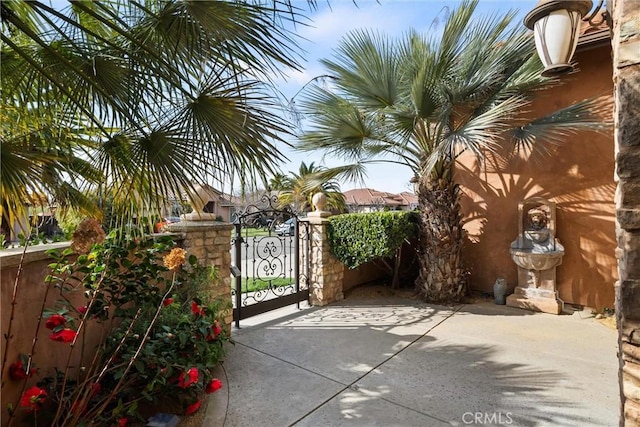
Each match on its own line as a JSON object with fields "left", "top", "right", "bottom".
{"left": 231, "top": 195, "right": 310, "bottom": 327}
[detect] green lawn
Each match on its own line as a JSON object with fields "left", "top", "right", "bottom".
{"left": 235, "top": 227, "right": 269, "bottom": 237}
{"left": 233, "top": 277, "right": 293, "bottom": 293}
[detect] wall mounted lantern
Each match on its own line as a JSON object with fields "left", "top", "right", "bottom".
{"left": 524, "top": 0, "right": 611, "bottom": 77}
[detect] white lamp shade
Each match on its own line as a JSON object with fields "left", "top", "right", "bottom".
{"left": 532, "top": 9, "right": 582, "bottom": 76}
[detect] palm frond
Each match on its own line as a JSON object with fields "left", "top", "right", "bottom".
{"left": 322, "top": 29, "right": 398, "bottom": 109}
{"left": 509, "top": 96, "right": 612, "bottom": 154}
{"left": 2, "top": 0, "right": 308, "bottom": 226}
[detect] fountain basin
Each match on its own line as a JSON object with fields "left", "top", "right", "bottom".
{"left": 525, "top": 230, "right": 550, "bottom": 244}
{"left": 510, "top": 249, "right": 564, "bottom": 271}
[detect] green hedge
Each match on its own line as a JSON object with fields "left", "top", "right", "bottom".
{"left": 327, "top": 211, "right": 419, "bottom": 269}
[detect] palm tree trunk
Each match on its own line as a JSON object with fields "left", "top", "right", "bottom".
{"left": 415, "top": 173, "right": 466, "bottom": 303}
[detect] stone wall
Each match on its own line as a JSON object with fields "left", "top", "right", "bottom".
{"left": 306, "top": 214, "right": 345, "bottom": 306}
{"left": 165, "top": 221, "right": 233, "bottom": 329}
{"left": 612, "top": 0, "right": 640, "bottom": 424}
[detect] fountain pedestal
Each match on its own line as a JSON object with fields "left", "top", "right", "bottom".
{"left": 507, "top": 199, "right": 564, "bottom": 315}
{"left": 507, "top": 250, "right": 563, "bottom": 314}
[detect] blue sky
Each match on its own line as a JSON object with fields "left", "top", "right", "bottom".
{"left": 274, "top": 0, "right": 533, "bottom": 194}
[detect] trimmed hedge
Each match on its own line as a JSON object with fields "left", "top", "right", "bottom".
{"left": 327, "top": 211, "right": 419, "bottom": 269}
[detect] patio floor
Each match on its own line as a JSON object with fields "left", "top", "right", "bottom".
{"left": 203, "top": 294, "right": 618, "bottom": 427}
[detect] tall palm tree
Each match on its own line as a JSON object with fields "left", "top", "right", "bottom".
{"left": 298, "top": 0, "right": 608, "bottom": 302}
{"left": 1, "top": 0, "right": 311, "bottom": 229}
{"left": 278, "top": 161, "right": 346, "bottom": 213}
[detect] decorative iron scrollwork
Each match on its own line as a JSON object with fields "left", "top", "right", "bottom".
{"left": 232, "top": 198, "right": 310, "bottom": 326}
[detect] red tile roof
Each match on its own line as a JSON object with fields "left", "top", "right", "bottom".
{"left": 343, "top": 188, "right": 416, "bottom": 208}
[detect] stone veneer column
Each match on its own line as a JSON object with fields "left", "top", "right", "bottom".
{"left": 306, "top": 194, "right": 345, "bottom": 306}
{"left": 165, "top": 220, "right": 233, "bottom": 331}
{"left": 612, "top": 0, "right": 640, "bottom": 425}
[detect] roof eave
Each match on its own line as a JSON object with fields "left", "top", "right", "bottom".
{"left": 576, "top": 27, "right": 611, "bottom": 52}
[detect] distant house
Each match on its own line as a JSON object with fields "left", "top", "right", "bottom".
{"left": 162, "top": 184, "right": 234, "bottom": 222}
{"left": 343, "top": 188, "right": 418, "bottom": 213}
{"left": 226, "top": 190, "right": 286, "bottom": 222}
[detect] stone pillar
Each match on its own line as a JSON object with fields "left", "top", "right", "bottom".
{"left": 306, "top": 193, "right": 345, "bottom": 306}
{"left": 165, "top": 220, "right": 233, "bottom": 330}
{"left": 612, "top": 0, "right": 640, "bottom": 425}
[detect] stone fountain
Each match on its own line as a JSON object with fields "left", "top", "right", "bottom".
{"left": 506, "top": 198, "right": 564, "bottom": 314}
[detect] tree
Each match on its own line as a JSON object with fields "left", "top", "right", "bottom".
{"left": 268, "top": 173, "right": 292, "bottom": 191}
{"left": 278, "top": 161, "right": 346, "bottom": 213}
{"left": 1, "top": 0, "right": 312, "bottom": 229}
{"left": 297, "top": 0, "right": 608, "bottom": 303}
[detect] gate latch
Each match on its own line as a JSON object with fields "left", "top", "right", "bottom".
{"left": 230, "top": 265, "right": 241, "bottom": 277}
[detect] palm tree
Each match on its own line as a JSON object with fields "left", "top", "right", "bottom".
{"left": 298, "top": 0, "right": 608, "bottom": 303}
{"left": 268, "top": 173, "right": 292, "bottom": 191}
{"left": 278, "top": 161, "right": 346, "bottom": 213}
{"left": 1, "top": 0, "right": 312, "bottom": 230}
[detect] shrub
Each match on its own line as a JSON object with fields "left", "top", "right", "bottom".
{"left": 327, "top": 211, "right": 418, "bottom": 287}
{"left": 3, "top": 227, "right": 229, "bottom": 426}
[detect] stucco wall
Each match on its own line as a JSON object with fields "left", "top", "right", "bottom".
{"left": 342, "top": 261, "right": 388, "bottom": 292}
{"left": 0, "top": 243, "right": 102, "bottom": 426}
{"left": 457, "top": 44, "right": 616, "bottom": 310}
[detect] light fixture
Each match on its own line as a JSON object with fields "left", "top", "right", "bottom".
{"left": 524, "top": 0, "right": 610, "bottom": 77}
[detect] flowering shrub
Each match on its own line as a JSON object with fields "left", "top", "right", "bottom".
{"left": 2, "top": 227, "right": 229, "bottom": 426}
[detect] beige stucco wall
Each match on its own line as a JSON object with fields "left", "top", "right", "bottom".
{"left": 342, "top": 261, "right": 388, "bottom": 292}
{"left": 457, "top": 45, "right": 616, "bottom": 310}
{"left": 0, "top": 243, "right": 102, "bottom": 426}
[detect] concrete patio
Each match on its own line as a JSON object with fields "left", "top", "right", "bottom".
{"left": 204, "top": 295, "right": 618, "bottom": 426}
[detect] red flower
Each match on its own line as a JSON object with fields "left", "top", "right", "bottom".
{"left": 77, "top": 306, "right": 88, "bottom": 315}
{"left": 118, "top": 418, "right": 128, "bottom": 427}
{"left": 49, "top": 328, "right": 77, "bottom": 343}
{"left": 20, "top": 386, "right": 47, "bottom": 412}
{"left": 178, "top": 367, "right": 199, "bottom": 388}
{"left": 10, "top": 360, "right": 36, "bottom": 380}
{"left": 163, "top": 298, "right": 174, "bottom": 306}
{"left": 45, "top": 314, "right": 66, "bottom": 330}
{"left": 191, "top": 301, "right": 205, "bottom": 317}
{"left": 206, "top": 378, "right": 223, "bottom": 394}
{"left": 206, "top": 321, "right": 223, "bottom": 341}
{"left": 9, "top": 361, "right": 27, "bottom": 380}
{"left": 184, "top": 399, "right": 201, "bottom": 416}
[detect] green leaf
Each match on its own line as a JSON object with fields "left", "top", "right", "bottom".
{"left": 327, "top": 211, "right": 418, "bottom": 269}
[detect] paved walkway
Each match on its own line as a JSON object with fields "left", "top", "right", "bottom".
{"left": 204, "top": 296, "right": 618, "bottom": 427}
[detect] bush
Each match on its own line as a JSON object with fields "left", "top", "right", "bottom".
{"left": 327, "top": 211, "right": 418, "bottom": 269}
{"left": 3, "top": 225, "right": 229, "bottom": 426}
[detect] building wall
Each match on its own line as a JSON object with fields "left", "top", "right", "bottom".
{"left": 342, "top": 261, "right": 388, "bottom": 292}
{"left": 612, "top": 0, "right": 640, "bottom": 423}
{"left": 0, "top": 243, "right": 102, "bottom": 426}
{"left": 457, "top": 45, "right": 616, "bottom": 310}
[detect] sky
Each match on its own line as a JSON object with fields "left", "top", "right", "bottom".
{"left": 271, "top": 0, "right": 533, "bottom": 194}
